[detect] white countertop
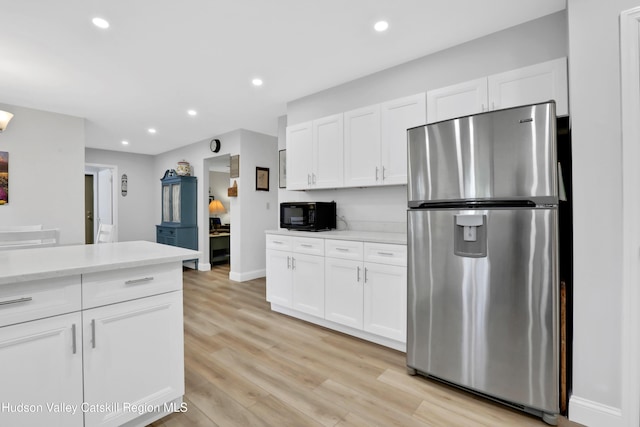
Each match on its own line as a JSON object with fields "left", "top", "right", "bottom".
{"left": 265, "top": 229, "right": 407, "bottom": 245}
{"left": 0, "top": 241, "right": 200, "bottom": 285}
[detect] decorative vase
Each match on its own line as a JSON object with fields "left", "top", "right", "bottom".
{"left": 176, "top": 161, "right": 191, "bottom": 176}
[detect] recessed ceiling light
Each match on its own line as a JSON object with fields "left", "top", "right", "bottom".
{"left": 252, "top": 78, "right": 263, "bottom": 87}
{"left": 121, "top": 140, "right": 129, "bottom": 145}
{"left": 148, "top": 128, "right": 156, "bottom": 134}
{"left": 374, "top": 21, "right": 389, "bottom": 32}
{"left": 187, "top": 110, "right": 197, "bottom": 116}
{"left": 92, "top": 17, "right": 110, "bottom": 29}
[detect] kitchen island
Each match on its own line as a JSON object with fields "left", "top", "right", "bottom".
{"left": 0, "top": 241, "right": 199, "bottom": 427}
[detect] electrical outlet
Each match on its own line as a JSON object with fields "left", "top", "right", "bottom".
{"left": 266, "top": 202, "right": 270, "bottom": 209}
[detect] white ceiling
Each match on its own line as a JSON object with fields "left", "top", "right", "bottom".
{"left": 0, "top": 0, "right": 566, "bottom": 155}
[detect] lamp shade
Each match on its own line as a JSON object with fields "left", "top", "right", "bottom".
{"left": 0, "top": 111, "right": 14, "bottom": 132}
{"left": 208, "top": 199, "right": 226, "bottom": 214}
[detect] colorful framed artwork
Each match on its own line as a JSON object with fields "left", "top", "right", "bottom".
{"left": 0, "top": 151, "right": 8, "bottom": 205}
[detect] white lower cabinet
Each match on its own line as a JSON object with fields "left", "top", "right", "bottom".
{"left": 266, "top": 248, "right": 293, "bottom": 307}
{"left": 0, "top": 262, "right": 185, "bottom": 427}
{"left": 0, "top": 312, "right": 83, "bottom": 427}
{"left": 83, "top": 291, "right": 184, "bottom": 427}
{"left": 363, "top": 262, "right": 407, "bottom": 342}
{"left": 266, "top": 235, "right": 324, "bottom": 317}
{"left": 291, "top": 253, "right": 325, "bottom": 317}
{"left": 267, "top": 233, "right": 407, "bottom": 349}
{"left": 325, "top": 258, "right": 363, "bottom": 329}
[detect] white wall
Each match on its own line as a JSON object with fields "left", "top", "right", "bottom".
{"left": 0, "top": 103, "right": 84, "bottom": 244}
{"left": 209, "top": 171, "right": 231, "bottom": 225}
{"left": 282, "top": 11, "right": 568, "bottom": 232}
{"left": 85, "top": 148, "right": 156, "bottom": 242}
{"left": 234, "top": 129, "right": 278, "bottom": 281}
{"left": 566, "top": 1, "right": 637, "bottom": 425}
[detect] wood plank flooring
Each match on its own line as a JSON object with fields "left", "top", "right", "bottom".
{"left": 151, "top": 266, "right": 583, "bottom": 427}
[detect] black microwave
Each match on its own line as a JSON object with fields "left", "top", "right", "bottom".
{"left": 280, "top": 202, "right": 336, "bottom": 231}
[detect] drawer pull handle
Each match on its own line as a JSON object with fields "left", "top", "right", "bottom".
{"left": 125, "top": 277, "right": 155, "bottom": 285}
{"left": 71, "top": 324, "right": 77, "bottom": 354}
{"left": 357, "top": 266, "right": 361, "bottom": 282}
{"left": 287, "top": 256, "right": 291, "bottom": 269}
{"left": 300, "top": 244, "right": 313, "bottom": 248}
{"left": 377, "top": 251, "right": 395, "bottom": 256}
{"left": 0, "top": 297, "right": 32, "bottom": 307}
{"left": 272, "top": 240, "right": 283, "bottom": 244}
{"left": 336, "top": 248, "right": 349, "bottom": 252}
{"left": 364, "top": 267, "right": 368, "bottom": 283}
{"left": 91, "top": 319, "right": 96, "bottom": 349}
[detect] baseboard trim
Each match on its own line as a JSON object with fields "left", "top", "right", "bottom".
{"left": 569, "top": 395, "right": 622, "bottom": 427}
{"left": 271, "top": 304, "right": 406, "bottom": 352}
{"left": 197, "top": 262, "right": 211, "bottom": 271}
{"left": 229, "top": 269, "right": 266, "bottom": 282}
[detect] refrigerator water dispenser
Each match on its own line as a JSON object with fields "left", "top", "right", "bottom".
{"left": 454, "top": 214, "right": 487, "bottom": 257}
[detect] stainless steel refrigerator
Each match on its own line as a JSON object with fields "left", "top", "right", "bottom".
{"left": 406, "top": 101, "right": 559, "bottom": 425}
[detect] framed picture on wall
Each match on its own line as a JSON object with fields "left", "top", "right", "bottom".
{"left": 0, "top": 151, "right": 8, "bottom": 205}
{"left": 256, "top": 167, "right": 269, "bottom": 191}
{"left": 279, "top": 149, "right": 286, "bottom": 188}
{"left": 230, "top": 155, "right": 239, "bottom": 178}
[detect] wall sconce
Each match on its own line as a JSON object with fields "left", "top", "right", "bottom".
{"left": 0, "top": 111, "right": 14, "bottom": 132}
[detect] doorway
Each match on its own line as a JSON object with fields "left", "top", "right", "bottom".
{"left": 84, "top": 174, "right": 94, "bottom": 244}
{"left": 84, "top": 163, "right": 118, "bottom": 243}
{"left": 206, "top": 155, "right": 231, "bottom": 270}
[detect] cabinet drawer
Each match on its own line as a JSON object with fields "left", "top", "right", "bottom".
{"left": 266, "top": 234, "right": 293, "bottom": 251}
{"left": 364, "top": 243, "right": 407, "bottom": 266}
{"left": 82, "top": 263, "right": 182, "bottom": 309}
{"left": 325, "top": 239, "right": 363, "bottom": 260}
{"left": 293, "top": 237, "right": 324, "bottom": 256}
{"left": 0, "top": 275, "right": 81, "bottom": 328}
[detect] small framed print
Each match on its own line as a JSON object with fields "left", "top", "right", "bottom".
{"left": 256, "top": 167, "right": 269, "bottom": 191}
{"left": 278, "top": 149, "right": 286, "bottom": 188}
{"left": 230, "top": 155, "right": 239, "bottom": 178}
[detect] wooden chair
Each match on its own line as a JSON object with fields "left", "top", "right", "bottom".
{"left": 0, "top": 226, "right": 60, "bottom": 250}
{"left": 96, "top": 223, "right": 114, "bottom": 243}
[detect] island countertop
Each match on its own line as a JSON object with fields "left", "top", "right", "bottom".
{"left": 0, "top": 240, "right": 200, "bottom": 285}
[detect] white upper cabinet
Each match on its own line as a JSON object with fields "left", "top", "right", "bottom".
{"left": 488, "top": 57, "right": 568, "bottom": 115}
{"left": 345, "top": 93, "right": 426, "bottom": 187}
{"left": 427, "top": 57, "right": 568, "bottom": 123}
{"left": 380, "top": 93, "right": 427, "bottom": 185}
{"left": 427, "top": 77, "right": 488, "bottom": 123}
{"left": 344, "top": 104, "right": 381, "bottom": 187}
{"left": 286, "top": 114, "right": 343, "bottom": 190}
{"left": 286, "top": 121, "right": 313, "bottom": 190}
{"left": 313, "top": 114, "right": 344, "bottom": 189}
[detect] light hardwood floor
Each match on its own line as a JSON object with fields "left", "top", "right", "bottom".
{"left": 151, "top": 266, "right": 583, "bottom": 427}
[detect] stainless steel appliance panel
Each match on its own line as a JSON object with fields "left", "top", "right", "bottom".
{"left": 408, "top": 102, "right": 557, "bottom": 206}
{"left": 407, "top": 207, "right": 559, "bottom": 413}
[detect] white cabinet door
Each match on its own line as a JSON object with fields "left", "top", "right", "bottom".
{"left": 286, "top": 121, "right": 313, "bottom": 190}
{"left": 427, "top": 77, "right": 488, "bottom": 123}
{"left": 292, "top": 253, "right": 324, "bottom": 317}
{"left": 325, "top": 258, "right": 363, "bottom": 329}
{"left": 83, "top": 291, "right": 184, "bottom": 427}
{"left": 0, "top": 312, "right": 83, "bottom": 427}
{"left": 380, "top": 94, "right": 426, "bottom": 185}
{"left": 313, "top": 114, "right": 344, "bottom": 189}
{"left": 488, "top": 57, "right": 568, "bottom": 115}
{"left": 344, "top": 104, "right": 381, "bottom": 187}
{"left": 363, "top": 263, "right": 406, "bottom": 342}
{"left": 266, "top": 249, "right": 293, "bottom": 307}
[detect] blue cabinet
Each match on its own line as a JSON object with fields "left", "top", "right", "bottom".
{"left": 156, "top": 176, "right": 198, "bottom": 259}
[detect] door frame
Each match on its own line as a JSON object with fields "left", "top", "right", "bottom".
{"left": 620, "top": 6, "right": 640, "bottom": 427}
{"left": 84, "top": 163, "right": 119, "bottom": 242}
